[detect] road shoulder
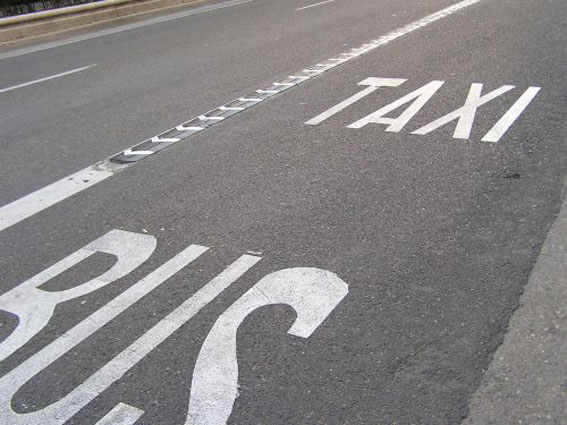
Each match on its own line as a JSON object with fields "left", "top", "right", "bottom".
{"left": 464, "top": 185, "right": 567, "bottom": 424}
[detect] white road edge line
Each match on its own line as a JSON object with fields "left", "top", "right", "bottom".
{"left": 0, "top": 65, "right": 96, "bottom": 93}
{"left": 296, "top": 0, "right": 336, "bottom": 11}
{"left": 0, "top": 0, "right": 485, "bottom": 233}
{"left": 0, "top": 0, "right": 254, "bottom": 61}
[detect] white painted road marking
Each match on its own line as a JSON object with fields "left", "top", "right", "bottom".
{"left": 95, "top": 403, "right": 145, "bottom": 425}
{"left": 0, "top": 162, "right": 122, "bottom": 232}
{"left": 413, "top": 83, "right": 515, "bottom": 139}
{"left": 348, "top": 80, "right": 445, "bottom": 132}
{"left": 0, "top": 233, "right": 263, "bottom": 424}
{"left": 199, "top": 115, "right": 225, "bottom": 121}
{"left": 306, "top": 78, "right": 406, "bottom": 126}
{"left": 188, "top": 268, "right": 348, "bottom": 425}
{"left": 0, "top": 65, "right": 96, "bottom": 93}
{"left": 0, "top": 229, "right": 348, "bottom": 424}
{"left": 151, "top": 136, "right": 180, "bottom": 143}
{"left": 311, "top": 78, "right": 540, "bottom": 142}
{"left": 123, "top": 148, "right": 153, "bottom": 156}
{"left": 220, "top": 106, "right": 245, "bottom": 111}
{"left": 176, "top": 124, "right": 205, "bottom": 131}
{"left": 482, "top": 86, "right": 541, "bottom": 143}
{"left": 296, "top": 0, "right": 336, "bottom": 11}
{"left": 0, "top": 236, "right": 214, "bottom": 423}
{"left": 0, "top": 0, "right": 487, "bottom": 233}
{"left": 0, "top": 230, "right": 157, "bottom": 362}
{"left": 0, "top": 0, "right": 254, "bottom": 61}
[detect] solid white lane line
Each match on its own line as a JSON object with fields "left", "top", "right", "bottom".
{"left": 0, "top": 0, "right": 486, "bottom": 233}
{"left": 0, "top": 163, "right": 119, "bottom": 232}
{"left": 0, "top": 65, "right": 95, "bottom": 93}
{"left": 296, "top": 0, "right": 335, "bottom": 11}
{"left": 0, "top": 0, "right": 254, "bottom": 61}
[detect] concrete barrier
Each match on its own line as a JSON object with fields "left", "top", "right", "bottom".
{"left": 0, "top": 0, "right": 205, "bottom": 44}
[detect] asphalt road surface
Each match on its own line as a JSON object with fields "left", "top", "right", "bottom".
{"left": 1, "top": 0, "right": 566, "bottom": 423}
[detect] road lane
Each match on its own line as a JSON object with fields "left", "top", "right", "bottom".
{"left": 0, "top": 0, "right": 484, "bottom": 232}
{"left": 1, "top": 0, "right": 566, "bottom": 423}
{"left": 0, "top": 65, "right": 96, "bottom": 93}
{"left": 0, "top": 0, "right": 460, "bottom": 206}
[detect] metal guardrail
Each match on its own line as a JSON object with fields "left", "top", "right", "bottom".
{"left": 0, "top": 0, "right": 133, "bottom": 26}
{"left": 1, "top": 0, "right": 103, "bottom": 18}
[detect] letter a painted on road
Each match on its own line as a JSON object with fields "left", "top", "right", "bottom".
{"left": 348, "top": 81, "right": 444, "bottom": 132}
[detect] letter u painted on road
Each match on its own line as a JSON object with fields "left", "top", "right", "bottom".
{"left": 0, "top": 230, "right": 348, "bottom": 424}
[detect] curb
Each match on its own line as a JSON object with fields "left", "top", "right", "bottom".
{"left": 0, "top": 0, "right": 205, "bottom": 44}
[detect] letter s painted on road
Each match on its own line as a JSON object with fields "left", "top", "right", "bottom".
{"left": 187, "top": 268, "right": 348, "bottom": 425}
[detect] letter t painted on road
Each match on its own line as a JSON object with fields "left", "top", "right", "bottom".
{"left": 305, "top": 78, "right": 406, "bottom": 126}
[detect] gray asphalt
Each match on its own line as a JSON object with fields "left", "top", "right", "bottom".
{"left": 0, "top": 0, "right": 458, "bottom": 203}
{"left": 1, "top": 0, "right": 566, "bottom": 423}
{"left": 464, "top": 164, "right": 567, "bottom": 425}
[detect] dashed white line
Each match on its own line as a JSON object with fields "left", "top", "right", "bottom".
{"left": 124, "top": 148, "right": 153, "bottom": 156}
{"left": 151, "top": 136, "right": 180, "bottom": 142}
{"left": 176, "top": 124, "right": 204, "bottom": 131}
{"left": 199, "top": 115, "right": 225, "bottom": 121}
{"left": 0, "top": 0, "right": 486, "bottom": 232}
{"left": 296, "top": 0, "right": 336, "bottom": 11}
{"left": 0, "top": 65, "right": 96, "bottom": 93}
{"left": 220, "top": 106, "right": 245, "bottom": 111}
{"left": 302, "top": 68, "right": 323, "bottom": 74}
